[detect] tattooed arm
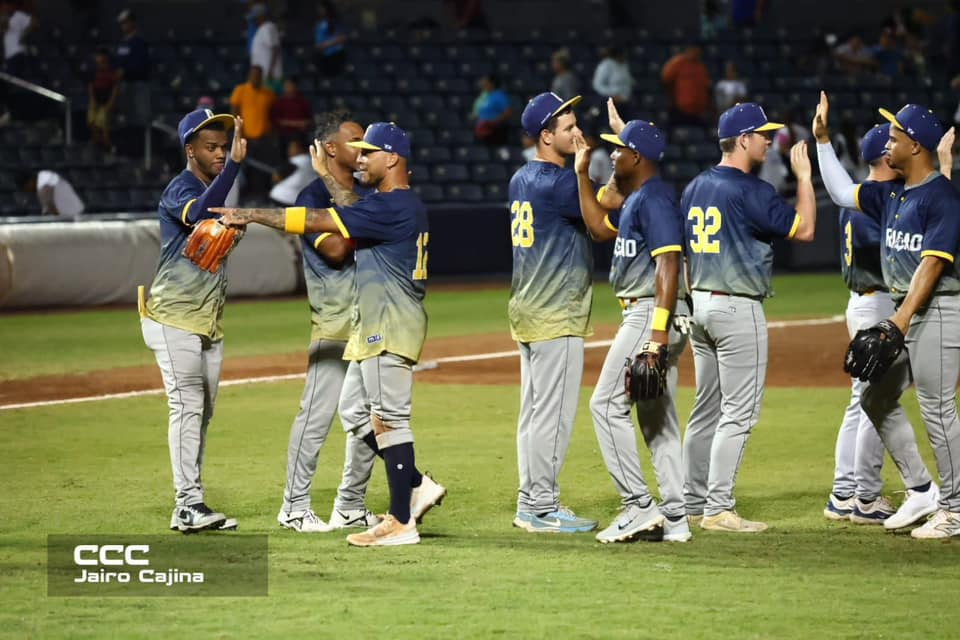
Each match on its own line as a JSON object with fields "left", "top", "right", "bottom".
{"left": 209, "top": 206, "right": 341, "bottom": 235}
{"left": 310, "top": 139, "right": 360, "bottom": 206}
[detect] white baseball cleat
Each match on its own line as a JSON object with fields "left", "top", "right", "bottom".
{"left": 595, "top": 502, "right": 664, "bottom": 543}
{"left": 700, "top": 510, "right": 767, "bottom": 533}
{"left": 171, "top": 508, "right": 237, "bottom": 531}
{"left": 171, "top": 503, "right": 227, "bottom": 533}
{"left": 910, "top": 510, "right": 960, "bottom": 539}
{"left": 323, "top": 507, "right": 382, "bottom": 531}
{"left": 277, "top": 508, "right": 328, "bottom": 533}
{"left": 411, "top": 473, "right": 447, "bottom": 522}
{"left": 663, "top": 515, "right": 693, "bottom": 542}
{"left": 884, "top": 484, "right": 940, "bottom": 530}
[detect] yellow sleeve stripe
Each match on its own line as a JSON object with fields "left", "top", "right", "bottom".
{"left": 313, "top": 232, "right": 333, "bottom": 250}
{"left": 180, "top": 198, "right": 197, "bottom": 226}
{"left": 853, "top": 184, "right": 862, "bottom": 212}
{"left": 787, "top": 213, "right": 801, "bottom": 239}
{"left": 650, "top": 244, "right": 682, "bottom": 257}
{"left": 921, "top": 250, "right": 955, "bottom": 263}
{"left": 327, "top": 207, "right": 350, "bottom": 239}
{"left": 596, "top": 185, "right": 607, "bottom": 203}
{"left": 603, "top": 214, "right": 618, "bottom": 232}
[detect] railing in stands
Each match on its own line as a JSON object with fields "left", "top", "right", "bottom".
{"left": 0, "top": 71, "right": 71, "bottom": 145}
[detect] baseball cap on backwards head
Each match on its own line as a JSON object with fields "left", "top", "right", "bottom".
{"left": 347, "top": 122, "right": 411, "bottom": 159}
{"left": 879, "top": 104, "right": 944, "bottom": 153}
{"left": 600, "top": 120, "right": 667, "bottom": 162}
{"left": 178, "top": 108, "right": 234, "bottom": 146}
{"left": 718, "top": 102, "right": 784, "bottom": 139}
{"left": 521, "top": 92, "right": 582, "bottom": 137}
{"left": 860, "top": 123, "right": 891, "bottom": 163}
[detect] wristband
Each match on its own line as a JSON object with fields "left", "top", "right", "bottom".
{"left": 652, "top": 306, "right": 670, "bottom": 332}
{"left": 284, "top": 207, "right": 307, "bottom": 234}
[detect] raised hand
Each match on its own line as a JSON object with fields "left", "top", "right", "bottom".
{"left": 812, "top": 91, "right": 830, "bottom": 143}
{"left": 938, "top": 126, "right": 955, "bottom": 179}
{"left": 572, "top": 132, "right": 591, "bottom": 175}
{"left": 310, "top": 138, "right": 330, "bottom": 177}
{"left": 607, "top": 98, "right": 625, "bottom": 135}
{"left": 230, "top": 116, "right": 247, "bottom": 163}
{"left": 790, "top": 141, "right": 812, "bottom": 181}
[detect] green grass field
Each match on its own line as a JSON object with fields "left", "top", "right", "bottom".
{"left": 3, "top": 274, "right": 957, "bottom": 639}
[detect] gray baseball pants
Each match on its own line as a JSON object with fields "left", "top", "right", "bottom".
{"left": 282, "top": 340, "right": 378, "bottom": 513}
{"left": 861, "top": 294, "right": 960, "bottom": 510}
{"left": 683, "top": 291, "right": 767, "bottom": 517}
{"left": 516, "top": 336, "right": 584, "bottom": 515}
{"left": 590, "top": 299, "right": 688, "bottom": 519}
{"left": 141, "top": 317, "right": 223, "bottom": 507}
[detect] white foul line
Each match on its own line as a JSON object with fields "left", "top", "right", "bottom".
{"left": 0, "top": 315, "right": 845, "bottom": 411}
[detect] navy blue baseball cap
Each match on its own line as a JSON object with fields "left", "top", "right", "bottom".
{"left": 521, "top": 92, "right": 582, "bottom": 137}
{"left": 879, "top": 104, "right": 943, "bottom": 153}
{"left": 718, "top": 102, "right": 783, "bottom": 139}
{"left": 178, "top": 108, "right": 234, "bottom": 146}
{"left": 600, "top": 120, "right": 666, "bottom": 162}
{"left": 347, "top": 122, "right": 411, "bottom": 159}
{"left": 860, "top": 123, "right": 891, "bottom": 163}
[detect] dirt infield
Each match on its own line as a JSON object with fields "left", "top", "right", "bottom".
{"left": 0, "top": 320, "right": 853, "bottom": 407}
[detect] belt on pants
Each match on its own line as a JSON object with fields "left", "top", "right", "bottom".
{"left": 618, "top": 297, "right": 651, "bottom": 310}
{"left": 696, "top": 289, "right": 765, "bottom": 303}
{"left": 854, "top": 287, "right": 884, "bottom": 296}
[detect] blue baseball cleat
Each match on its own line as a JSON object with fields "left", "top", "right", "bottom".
{"left": 513, "top": 507, "right": 598, "bottom": 533}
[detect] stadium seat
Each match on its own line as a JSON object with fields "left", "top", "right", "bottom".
{"left": 432, "top": 164, "right": 470, "bottom": 183}
{"left": 446, "top": 183, "right": 485, "bottom": 202}
{"left": 413, "top": 183, "right": 444, "bottom": 203}
{"left": 416, "top": 146, "right": 453, "bottom": 164}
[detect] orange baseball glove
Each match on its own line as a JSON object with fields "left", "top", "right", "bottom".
{"left": 182, "top": 218, "right": 241, "bottom": 273}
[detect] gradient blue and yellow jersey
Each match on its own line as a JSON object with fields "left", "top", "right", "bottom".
{"left": 326, "top": 189, "right": 429, "bottom": 363}
{"left": 297, "top": 179, "right": 372, "bottom": 343}
{"left": 603, "top": 176, "right": 684, "bottom": 300}
{"left": 681, "top": 166, "right": 800, "bottom": 298}
{"left": 144, "top": 161, "right": 240, "bottom": 340}
{"left": 855, "top": 174, "right": 960, "bottom": 299}
{"left": 839, "top": 196, "right": 886, "bottom": 294}
{"left": 507, "top": 161, "right": 593, "bottom": 342}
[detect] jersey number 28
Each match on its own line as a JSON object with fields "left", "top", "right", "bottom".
{"left": 510, "top": 200, "right": 534, "bottom": 248}
{"left": 688, "top": 206, "right": 722, "bottom": 254}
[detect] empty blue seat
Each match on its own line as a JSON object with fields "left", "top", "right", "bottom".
{"left": 432, "top": 164, "right": 470, "bottom": 183}
{"left": 446, "top": 183, "right": 484, "bottom": 202}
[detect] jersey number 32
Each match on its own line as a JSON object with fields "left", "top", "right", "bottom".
{"left": 688, "top": 206, "right": 722, "bottom": 254}
{"left": 510, "top": 200, "right": 534, "bottom": 248}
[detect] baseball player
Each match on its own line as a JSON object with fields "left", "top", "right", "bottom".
{"left": 140, "top": 109, "right": 246, "bottom": 533}
{"left": 213, "top": 122, "right": 445, "bottom": 546}
{"left": 572, "top": 119, "right": 693, "bottom": 543}
{"left": 815, "top": 94, "right": 960, "bottom": 538}
{"left": 823, "top": 123, "right": 940, "bottom": 525}
{"left": 276, "top": 110, "right": 380, "bottom": 533}
{"left": 682, "top": 102, "right": 818, "bottom": 533}
{"left": 508, "top": 92, "right": 597, "bottom": 534}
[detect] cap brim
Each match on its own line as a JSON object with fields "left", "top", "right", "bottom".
{"left": 550, "top": 95, "right": 582, "bottom": 119}
{"left": 600, "top": 133, "right": 626, "bottom": 147}
{"left": 878, "top": 107, "right": 904, "bottom": 131}
{"left": 754, "top": 121, "right": 784, "bottom": 132}
{"left": 346, "top": 141, "right": 384, "bottom": 152}
{"left": 191, "top": 114, "right": 235, "bottom": 135}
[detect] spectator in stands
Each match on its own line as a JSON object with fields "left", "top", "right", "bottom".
{"left": 114, "top": 9, "right": 152, "bottom": 132}
{"left": 592, "top": 46, "right": 633, "bottom": 107}
{"left": 471, "top": 73, "right": 511, "bottom": 146}
{"left": 699, "top": 0, "right": 726, "bottom": 39}
{"left": 197, "top": 95, "right": 216, "bottom": 110}
{"left": 2, "top": 0, "right": 33, "bottom": 78}
{"left": 249, "top": 3, "right": 283, "bottom": 94}
{"left": 730, "top": 0, "right": 766, "bottom": 28}
{"left": 88, "top": 47, "right": 119, "bottom": 151}
{"left": 772, "top": 107, "right": 811, "bottom": 193}
{"left": 17, "top": 169, "right": 85, "bottom": 217}
{"left": 714, "top": 61, "right": 748, "bottom": 112}
{"left": 444, "top": 0, "right": 489, "bottom": 30}
{"left": 269, "top": 139, "right": 314, "bottom": 205}
{"left": 230, "top": 64, "right": 277, "bottom": 195}
{"left": 314, "top": 1, "right": 347, "bottom": 77}
{"left": 272, "top": 77, "right": 312, "bottom": 147}
{"left": 833, "top": 35, "right": 876, "bottom": 75}
{"left": 661, "top": 45, "right": 711, "bottom": 127}
{"left": 550, "top": 48, "right": 578, "bottom": 100}
{"left": 871, "top": 28, "right": 905, "bottom": 79}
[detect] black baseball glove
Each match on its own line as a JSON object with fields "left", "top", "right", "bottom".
{"left": 625, "top": 341, "right": 669, "bottom": 402}
{"left": 843, "top": 319, "right": 905, "bottom": 383}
